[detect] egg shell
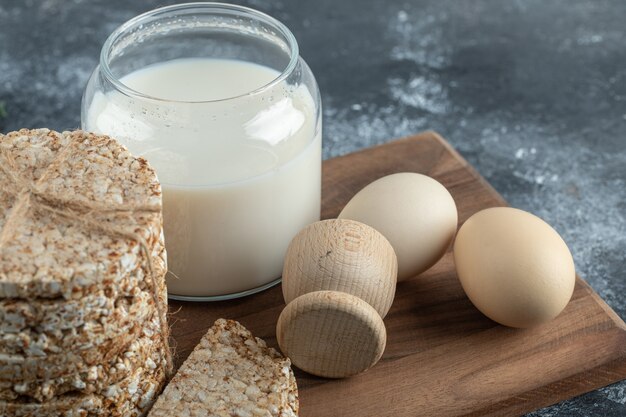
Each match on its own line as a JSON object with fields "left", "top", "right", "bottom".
{"left": 338, "top": 172, "right": 458, "bottom": 281}
{"left": 454, "top": 207, "right": 576, "bottom": 328}
{"left": 282, "top": 219, "right": 397, "bottom": 318}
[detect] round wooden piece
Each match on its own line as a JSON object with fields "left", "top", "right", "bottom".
{"left": 282, "top": 219, "right": 397, "bottom": 318}
{"left": 276, "top": 291, "right": 387, "bottom": 378}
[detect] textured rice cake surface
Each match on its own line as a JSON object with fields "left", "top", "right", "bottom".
{"left": 0, "top": 279, "right": 168, "bottom": 380}
{"left": 0, "top": 242, "right": 166, "bottom": 335}
{"left": 0, "top": 354, "right": 166, "bottom": 417}
{"left": 0, "top": 273, "right": 167, "bottom": 382}
{"left": 148, "top": 319, "right": 298, "bottom": 417}
{"left": 0, "top": 128, "right": 171, "bottom": 416}
{"left": 0, "top": 247, "right": 167, "bottom": 361}
{"left": 0, "top": 284, "right": 156, "bottom": 356}
{"left": 0, "top": 128, "right": 164, "bottom": 299}
{"left": 0, "top": 314, "right": 168, "bottom": 402}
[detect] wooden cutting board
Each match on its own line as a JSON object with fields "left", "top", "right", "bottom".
{"left": 168, "top": 131, "right": 626, "bottom": 417}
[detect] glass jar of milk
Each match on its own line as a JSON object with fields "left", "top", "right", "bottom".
{"left": 82, "top": 3, "right": 321, "bottom": 301}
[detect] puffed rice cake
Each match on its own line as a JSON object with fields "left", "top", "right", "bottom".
{"left": 0, "top": 283, "right": 156, "bottom": 356}
{"left": 0, "top": 129, "right": 171, "bottom": 416}
{"left": 148, "top": 319, "right": 298, "bottom": 417}
{"left": 0, "top": 250, "right": 168, "bottom": 383}
{"left": 0, "top": 306, "right": 168, "bottom": 401}
{"left": 0, "top": 358, "right": 166, "bottom": 417}
{"left": 0, "top": 242, "right": 166, "bottom": 336}
{"left": 0, "top": 129, "right": 164, "bottom": 299}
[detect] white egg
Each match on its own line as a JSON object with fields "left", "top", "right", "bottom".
{"left": 454, "top": 207, "right": 576, "bottom": 328}
{"left": 338, "top": 172, "right": 458, "bottom": 281}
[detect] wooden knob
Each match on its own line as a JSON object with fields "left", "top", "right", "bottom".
{"left": 276, "top": 291, "right": 387, "bottom": 378}
{"left": 282, "top": 219, "right": 397, "bottom": 318}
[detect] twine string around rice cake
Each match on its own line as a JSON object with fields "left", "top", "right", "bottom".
{"left": 0, "top": 138, "right": 173, "bottom": 377}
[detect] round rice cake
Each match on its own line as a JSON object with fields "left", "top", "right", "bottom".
{"left": 0, "top": 275, "right": 164, "bottom": 356}
{"left": 0, "top": 129, "right": 164, "bottom": 300}
{"left": 0, "top": 284, "right": 167, "bottom": 383}
{"left": 0, "top": 356, "right": 167, "bottom": 417}
{"left": 0, "top": 238, "right": 166, "bottom": 337}
{"left": 0, "top": 326, "right": 169, "bottom": 402}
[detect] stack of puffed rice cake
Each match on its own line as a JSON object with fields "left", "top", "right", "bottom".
{"left": 0, "top": 129, "right": 172, "bottom": 416}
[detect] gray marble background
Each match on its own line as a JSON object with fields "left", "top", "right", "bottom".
{"left": 0, "top": 0, "right": 624, "bottom": 415}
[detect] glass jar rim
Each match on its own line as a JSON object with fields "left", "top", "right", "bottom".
{"left": 99, "top": 2, "right": 300, "bottom": 104}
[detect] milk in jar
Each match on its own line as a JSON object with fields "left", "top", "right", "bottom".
{"left": 84, "top": 57, "right": 321, "bottom": 298}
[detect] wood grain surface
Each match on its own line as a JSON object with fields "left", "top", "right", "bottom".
{"left": 282, "top": 219, "right": 397, "bottom": 318}
{"left": 277, "top": 290, "right": 387, "bottom": 378}
{"left": 168, "top": 131, "right": 626, "bottom": 417}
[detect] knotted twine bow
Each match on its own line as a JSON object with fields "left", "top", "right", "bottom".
{"left": 0, "top": 134, "right": 173, "bottom": 377}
